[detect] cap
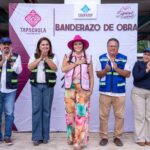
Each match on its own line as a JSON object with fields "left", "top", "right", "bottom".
{"left": 143, "top": 47, "right": 150, "bottom": 53}
{"left": 1, "top": 37, "right": 12, "bottom": 44}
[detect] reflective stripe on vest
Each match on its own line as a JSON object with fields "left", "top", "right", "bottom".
{"left": 30, "top": 79, "right": 35, "bottom": 83}
{"left": 11, "top": 56, "right": 17, "bottom": 60}
{"left": 117, "top": 83, "right": 125, "bottom": 87}
{"left": 7, "top": 69, "right": 13, "bottom": 72}
{"left": 100, "top": 81, "right": 125, "bottom": 87}
{"left": 11, "top": 79, "right": 18, "bottom": 83}
{"left": 115, "top": 59, "right": 127, "bottom": 62}
{"left": 106, "top": 72, "right": 119, "bottom": 75}
{"left": 107, "top": 72, "right": 112, "bottom": 75}
{"left": 45, "top": 69, "right": 56, "bottom": 73}
{"left": 99, "top": 58, "right": 109, "bottom": 62}
{"left": 48, "top": 80, "right": 56, "bottom": 83}
{"left": 31, "top": 69, "right": 37, "bottom": 73}
{"left": 113, "top": 72, "right": 119, "bottom": 75}
{"left": 100, "top": 82, "right": 106, "bottom": 86}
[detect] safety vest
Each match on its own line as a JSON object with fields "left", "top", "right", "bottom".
{"left": 64, "top": 53, "right": 91, "bottom": 90}
{"left": 99, "top": 53, "right": 127, "bottom": 93}
{"left": 0, "top": 53, "right": 18, "bottom": 89}
{"left": 30, "top": 56, "right": 57, "bottom": 87}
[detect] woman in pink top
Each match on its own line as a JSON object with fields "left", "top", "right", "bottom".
{"left": 61, "top": 35, "right": 94, "bottom": 150}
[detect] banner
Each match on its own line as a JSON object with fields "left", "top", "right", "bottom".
{"left": 9, "top": 3, "right": 138, "bottom": 132}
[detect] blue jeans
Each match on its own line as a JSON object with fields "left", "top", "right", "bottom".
{"left": 0, "top": 91, "right": 16, "bottom": 140}
{"left": 31, "top": 84, "right": 54, "bottom": 141}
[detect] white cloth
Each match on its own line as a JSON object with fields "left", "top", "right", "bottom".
{"left": 95, "top": 53, "right": 131, "bottom": 97}
{"left": 0, "top": 55, "right": 22, "bottom": 93}
{"left": 28, "top": 54, "right": 58, "bottom": 83}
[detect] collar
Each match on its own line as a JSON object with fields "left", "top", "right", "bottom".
{"left": 72, "top": 52, "right": 84, "bottom": 58}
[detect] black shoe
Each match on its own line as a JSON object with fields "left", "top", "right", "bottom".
{"left": 43, "top": 140, "right": 48, "bottom": 144}
{"left": 99, "top": 138, "right": 108, "bottom": 146}
{"left": 114, "top": 138, "right": 123, "bottom": 146}
{"left": 33, "top": 140, "right": 42, "bottom": 146}
{"left": 136, "top": 142, "right": 145, "bottom": 146}
{"left": 0, "top": 140, "right": 3, "bottom": 144}
{"left": 4, "top": 138, "right": 13, "bottom": 145}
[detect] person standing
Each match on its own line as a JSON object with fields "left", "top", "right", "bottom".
{"left": 132, "top": 47, "right": 150, "bottom": 146}
{"left": 0, "top": 37, "right": 22, "bottom": 145}
{"left": 96, "top": 38, "right": 131, "bottom": 146}
{"left": 28, "top": 37, "right": 58, "bottom": 146}
{"left": 61, "top": 35, "right": 94, "bottom": 150}
{"left": 0, "top": 38, "right": 2, "bottom": 52}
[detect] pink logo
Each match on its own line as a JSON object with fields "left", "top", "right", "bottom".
{"left": 116, "top": 6, "right": 135, "bottom": 19}
{"left": 25, "top": 10, "right": 41, "bottom": 27}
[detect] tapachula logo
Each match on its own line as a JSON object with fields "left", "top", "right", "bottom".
{"left": 21, "top": 10, "right": 46, "bottom": 34}
{"left": 25, "top": 10, "right": 41, "bottom": 27}
{"left": 81, "top": 5, "right": 90, "bottom": 13}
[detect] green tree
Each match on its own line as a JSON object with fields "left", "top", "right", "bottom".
{"left": 138, "top": 40, "right": 148, "bottom": 53}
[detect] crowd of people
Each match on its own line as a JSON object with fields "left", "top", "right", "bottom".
{"left": 0, "top": 35, "right": 150, "bottom": 150}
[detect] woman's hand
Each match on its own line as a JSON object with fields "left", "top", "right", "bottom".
{"left": 79, "top": 89, "right": 92, "bottom": 102}
{"left": 86, "top": 91, "right": 92, "bottom": 97}
{"left": 146, "top": 62, "right": 150, "bottom": 73}
{"left": 75, "top": 58, "right": 86, "bottom": 66}
{"left": 41, "top": 51, "right": 48, "bottom": 60}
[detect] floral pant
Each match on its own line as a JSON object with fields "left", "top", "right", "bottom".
{"left": 64, "top": 83, "right": 90, "bottom": 145}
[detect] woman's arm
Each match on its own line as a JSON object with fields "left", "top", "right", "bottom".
{"left": 61, "top": 55, "right": 77, "bottom": 73}
{"left": 45, "top": 57, "right": 57, "bottom": 71}
{"left": 88, "top": 63, "right": 94, "bottom": 94}
{"left": 28, "top": 57, "right": 42, "bottom": 71}
{"left": 61, "top": 55, "right": 87, "bottom": 73}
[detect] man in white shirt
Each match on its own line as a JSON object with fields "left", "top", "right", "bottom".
{"left": 0, "top": 37, "right": 22, "bottom": 145}
{"left": 96, "top": 38, "right": 131, "bottom": 147}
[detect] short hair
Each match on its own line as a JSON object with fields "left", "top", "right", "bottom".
{"left": 107, "top": 38, "right": 119, "bottom": 47}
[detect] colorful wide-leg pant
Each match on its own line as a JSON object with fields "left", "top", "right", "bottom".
{"left": 64, "top": 83, "right": 90, "bottom": 145}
